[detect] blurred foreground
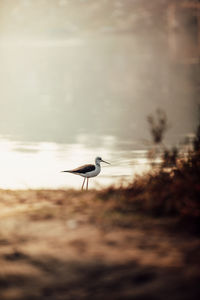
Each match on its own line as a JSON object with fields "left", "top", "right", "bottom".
{"left": 0, "top": 185, "right": 200, "bottom": 300}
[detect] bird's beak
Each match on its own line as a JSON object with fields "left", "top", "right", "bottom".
{"left": 101, "top": 159, "right": 110, "bottom": 164}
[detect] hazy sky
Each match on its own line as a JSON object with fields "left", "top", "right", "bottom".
{"left": 0, "top": 0, "right": 168, "bottom": 38}
{"left": 0, "top": 0, "right": 198, "bottom": 144}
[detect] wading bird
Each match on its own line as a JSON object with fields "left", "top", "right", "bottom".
{"left": 62, "top": 157, "right": 110, "bottom": 190}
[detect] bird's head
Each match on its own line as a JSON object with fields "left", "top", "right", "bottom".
{"left": 95, "top": 157, "right": 110, "bottom": 165}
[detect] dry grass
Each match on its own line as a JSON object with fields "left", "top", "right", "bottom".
{"left": 0, "top": 185, "right": 200, "bottom": 300}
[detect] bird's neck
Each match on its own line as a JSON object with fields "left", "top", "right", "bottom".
{"left": 96, "top": 162, "right": 101, "bottom": 168}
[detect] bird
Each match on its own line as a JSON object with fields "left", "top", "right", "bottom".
{"left": 62, "top": 156, "right": 110, "bottom": 190}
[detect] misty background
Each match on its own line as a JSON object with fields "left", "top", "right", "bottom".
{"left": 0, "top": 0, "right": 199, "bottom": 144}
{"left": 0, "top": 0, "right": 199, "bottom": 188}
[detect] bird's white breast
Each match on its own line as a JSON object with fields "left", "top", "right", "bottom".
{"left": 83, "top": 165, "right": 101, "bottom": 178}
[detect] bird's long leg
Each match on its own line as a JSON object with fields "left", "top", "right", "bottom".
{"left": 86, "top": 178, "right": 89, "bottom": 190}
{"left": 81, "top": 178, "right": 86, "bottom": 190}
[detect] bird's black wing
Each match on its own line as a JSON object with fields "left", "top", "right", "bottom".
{"left": 63, "top": 164, "right": 95, "bottom": 174}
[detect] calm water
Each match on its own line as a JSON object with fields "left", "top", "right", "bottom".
{"left": 0, "top": 33, "right": 195, "bottom": 190}
{"left": 0, "top": 135, "right": 150, "bottom": 190}
{"left": 0, "top": 0, "right": 197, "bottom": 189}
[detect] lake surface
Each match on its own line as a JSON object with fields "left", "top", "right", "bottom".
{"left": 0, "top": 0, "right": 197, "bottom": 190}
{"left": 0, "top": 135, "right": 150, "bottom": 190}
{"left": 0, "top": 36, "right": 195, "bottom": 191}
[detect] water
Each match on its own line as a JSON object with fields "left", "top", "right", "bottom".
{"left": 0, "top": 135, "right": 149, "bottom": 190}
{"left": 0, "top": 2, "right": 196, "bottom": 190}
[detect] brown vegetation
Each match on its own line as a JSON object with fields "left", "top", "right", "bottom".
{"left": 0, "top": 186, "right": 200, "bottom": 300}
